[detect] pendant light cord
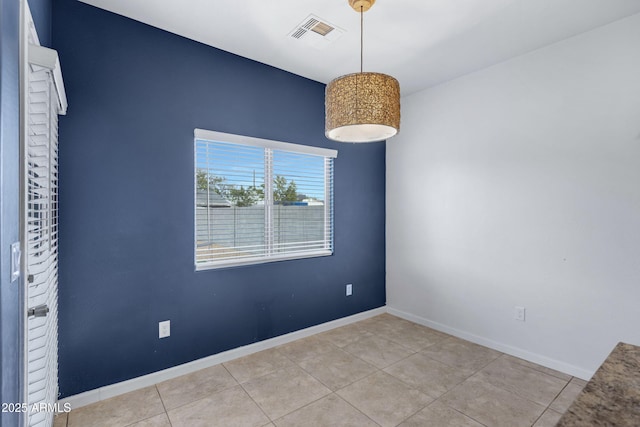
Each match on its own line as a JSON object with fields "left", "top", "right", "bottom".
{"left": 360, "top": 5, "right": 364, "bottom": 73}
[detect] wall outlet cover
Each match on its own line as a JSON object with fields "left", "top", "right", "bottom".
{"left": 159, "top": 320, "right": 170, "bottom": 338}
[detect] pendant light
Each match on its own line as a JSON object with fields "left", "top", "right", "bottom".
{"left": 325, "top": 0, "right": 400, "bottom": 143}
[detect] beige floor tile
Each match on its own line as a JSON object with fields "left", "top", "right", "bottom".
{"left": 67, "top": 386, "right": 165, "bottom": 427}
{"left": 242, "top": 366, "right": 331, "bottom": 419}
{"left": 224, "top": 348, "right": 295, "bottom": 383}
{"left": 370, "top": 314, "right": 419, "bottom": 333}
{"left": 274, "top": 394, "right": 379, "bottom": 427}
{"left": 381, "top": 324, "right": 449, "bottom": 352}
{"left": 502, "top": 354, "right": 572, "bottom": 381}
{"left": 156, "top": 364, "right": 238, "bottom": 410}
{"left": 570, "top": 377, "right": 588, "bottom": 387}
{"left": 398, "top": 401, "right": 484, "bottom": 427}
{"left": 53, "top": 412, "right": 68, "bottom": 427}
{"left": 362, "top": 313, "right": 401, "bottom": 324}
{"left": 421, "top": 337, "right": 501, "bottom": 375}
{"left": 298, "top": 346, "right": 377, "bottom": 390}
{"left": 549, "top": 379, "right": 586, "bottom": 413}
{"left": 167, "top": 385, "right": 269, "bottom": 427}
{"left": 128, "top": 413, "right": 172, "bottom": 427}
{"left": 363, "top": 315, "right": 449, "bottom": 350}
{"left": 357, "top": 316, "right": 405, "bottom": 337}
{"left": 277, "top": 335, "right": 337, "bottom": 364}
{"left": 440, "top": 376, "right": 545, "bottom": 427}
{"left": 319, "top": 323, "right": 371, "bottom": 348}
{"left": 337, "top": 371, "right": 433, "bottom": 427}
{"left": 343, "top": 334, "right": 414, "bottom": 369}
{"left": 533, "top": 409, "right": 563, "bottom": 427}
{"left": 477, "top": 355, "right": 569, "bottom": 406}
{"left": 384, "top": 352, "right": 469, "bottom": 398}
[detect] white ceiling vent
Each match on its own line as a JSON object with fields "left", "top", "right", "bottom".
{"left": 288, "top": 15, "right": 344, "bottom": 50}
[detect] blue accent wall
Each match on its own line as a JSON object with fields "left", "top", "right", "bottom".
{"left": 0, "top": 0, "right": 22, "bottom": 423}
{"left": 28, "top": 0, "right": 52, "bottom": 47}
{"left": 52, "top": 0, "right": 386, "bottom": 397}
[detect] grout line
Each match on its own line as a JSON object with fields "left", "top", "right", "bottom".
{"left": 429, "top": 392, "right": 490, "bottom": 427}
{"left": 236, "top": 381, "right": 271, "bottom": 424}
{"left": 232, "top": 364, "right": 292, "bottom": 386}
{"left": 445, "top": 401, "right": 490, "bottom": 427}
{"left": 155, "top": 385, "right": 168, "bottom": 414}
{"left": 269, "top": 390, "right": 333, "bottom": 424}
{"left": 504, "top": 353, "right": 573, "bottom": 381}
{"left": 220, "top": 362, "right": 238, "bottom": 384}
{"left": 155, "top": 381, "right": 240, "bottom": 414}
{"left": 231, "top": 360, "right": 292, "bottom": 423}
{"left": 530, "top": 411, "right": 546, "bottom": 426}
{"left": 395, "top": 401, "right": 431, "bottom": 426}
{"left": 153, "top": 385, "right": 172, "bottom": 427}
{"left": 118, "top": 387, "right": 171, "bottom": 427}
{"left": 334, "top": 391, "right": 383, "bottom": 426}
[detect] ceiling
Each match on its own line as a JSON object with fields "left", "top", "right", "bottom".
{"left": 79, "top": 0, "right": 640, "bottom": 96}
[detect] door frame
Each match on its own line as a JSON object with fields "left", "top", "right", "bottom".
{"left": 18, "top": 0, "right": 30, "bottom": 425}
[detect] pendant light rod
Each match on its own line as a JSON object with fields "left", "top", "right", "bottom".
{"left": 360, "top": 5, "right": 363, "bottom": 73}
{"left": 350, "top": 0, "right": 374, "bottom": 72}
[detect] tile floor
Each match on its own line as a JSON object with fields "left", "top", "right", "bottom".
{"left": 54, "top": 314, "right": 587, "bottom": 427}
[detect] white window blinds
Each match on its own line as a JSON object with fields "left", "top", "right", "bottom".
{"left": 195, "top": 129, "right": 337, "bottom": 269}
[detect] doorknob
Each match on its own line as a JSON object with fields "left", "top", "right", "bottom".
{"left": 27, "top": 304, "right": 49, "bottom": 317}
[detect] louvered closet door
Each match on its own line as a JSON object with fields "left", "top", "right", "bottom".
{"left": 25, "top": 63, "right": 60, "bottom": 427}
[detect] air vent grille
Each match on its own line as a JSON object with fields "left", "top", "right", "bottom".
{"left": 311, "top": 21, "right": 334, "bottom": 36}
{"left": 291, "top": 28, "right": 307, "bottom": 39}
{"left": 303, "top": 18, "right": 320, "bottom": 30}
{"left": 288, "top": 15, "right": 344, "bottom": 49}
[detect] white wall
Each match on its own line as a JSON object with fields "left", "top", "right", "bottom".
{"left": 386, "top": 12, "right": 640, "bottom": 379}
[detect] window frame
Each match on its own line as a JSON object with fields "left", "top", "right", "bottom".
{"left": 194, "top": 129, "right": 337, "bottom": 270}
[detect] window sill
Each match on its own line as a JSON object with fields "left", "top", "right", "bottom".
{"left": 195, "top": 249, "right": 333, "bottom": 271}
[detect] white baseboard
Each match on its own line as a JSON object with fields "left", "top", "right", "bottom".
{"left": 60, "top": 304, "right": 594, "bottom": 411}
{"left": 59, "top": 306, "right": 386, "bottom": 410}
{"left": 387, "top": 306, "right": 593, "bottom": 381}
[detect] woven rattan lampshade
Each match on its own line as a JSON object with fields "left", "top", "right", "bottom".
{"left": 325, "top": 0, "right": 400, "bottom": 143}
{"left": 325, "top": 72, "right": 400, "bottom": 143}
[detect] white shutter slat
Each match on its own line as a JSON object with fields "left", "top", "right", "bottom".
{"left": 25, "top": 42, "right": 61, "bottom": 427}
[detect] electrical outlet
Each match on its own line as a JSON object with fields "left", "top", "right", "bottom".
{"left": 159, "top": 320, "right": 170, "bottom": 338}
{"left": 346, "top": 284, "right": 353, "bottom": 296}
{"left": 515, "top": 306, "right": 526, "bottom": 321}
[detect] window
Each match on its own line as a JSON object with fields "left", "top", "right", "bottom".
{"left": 195, "top": 129, "right": 337, "bottom": 270}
